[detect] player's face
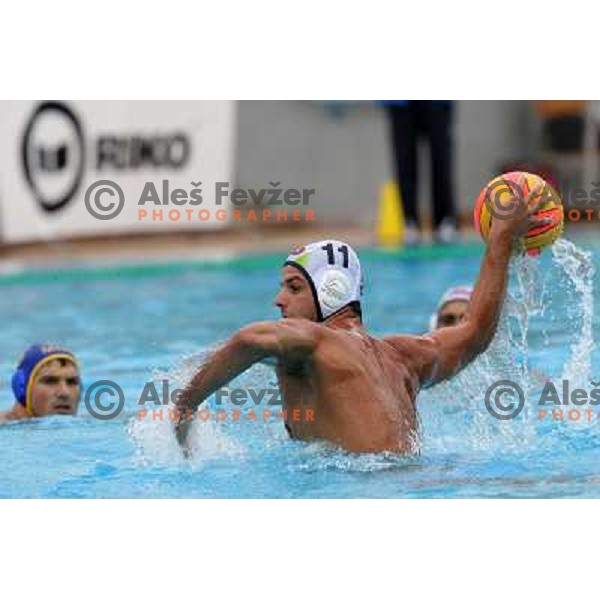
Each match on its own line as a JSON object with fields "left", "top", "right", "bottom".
{"left": 436, "top": 300, "right": 469, "bottom": 329}
{"left": 274, "top": 266, "right": 318, "bottom": 321}
{"left": 29, "top": 359, "right": 81, "bottom": 417}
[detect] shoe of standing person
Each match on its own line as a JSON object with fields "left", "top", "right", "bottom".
{"left": 434, "top": 219, "right": 458, "bottom": 244}
{"left": 404, "top": 221, "right": 421, "bottom": 246}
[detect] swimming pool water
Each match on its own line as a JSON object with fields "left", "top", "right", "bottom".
{"left": 1, "top": 241, "right": 599, "bottom": 498}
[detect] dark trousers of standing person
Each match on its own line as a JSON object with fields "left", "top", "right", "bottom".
{"left": 386, "top": 101, "right": 456, "bottom": 230}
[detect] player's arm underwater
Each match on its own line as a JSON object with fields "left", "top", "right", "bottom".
{"left": 385, "top": 178, "right": 551, "bottom": 389}
{"left": 174, "top": 319, "right": 319, "bottom": 450}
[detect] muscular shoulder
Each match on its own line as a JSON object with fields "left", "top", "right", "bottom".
{"left": 237, "top": 319, "right": 323, "bottom": 360}
{"left": 383, "top": 322, "right": 477, "bottom": 387}
{"left": 383, "top": 333, "right": 437, "bottom": 354}
{"left": 275, "top": 318, "right": 323, "bottom": 352}
{"left": 382, "top": 333, "right": 440, "bottom": 380}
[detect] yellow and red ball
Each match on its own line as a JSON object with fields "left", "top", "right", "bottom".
{"left": 473, "top": 171, "right": 564, "bottom": 255}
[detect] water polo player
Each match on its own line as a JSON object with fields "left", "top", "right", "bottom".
{"left": 0, "top": 345, "right": 81, "bottom": 421}
{"left": 430, "top": 286, "right": 473, "bottom": 330}
{"left": 175, "top": 183, "right": 549, "bottom": 453}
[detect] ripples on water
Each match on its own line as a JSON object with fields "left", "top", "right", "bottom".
{"left": 1, "top": 239, "right": 598, "bottom": 497}
{"left": 122, "top": 239, "right": 600, "bottom": 497}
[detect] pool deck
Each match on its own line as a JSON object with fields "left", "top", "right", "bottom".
{"left": 0, "top": 221, "right": 595, "bottom": 274}
{"left": 0, "top": 224, "right": 376, "bottom": 270}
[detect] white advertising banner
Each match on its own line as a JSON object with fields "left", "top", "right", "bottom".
{"left": 0, "top": 101, "right": 237, "bottom": 243}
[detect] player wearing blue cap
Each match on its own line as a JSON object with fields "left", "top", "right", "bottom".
{"left": 1, "top": 345, "right": 81, "bottom": 421}
{"left": 175, "top": 203, "right": 543, "bottom": 454}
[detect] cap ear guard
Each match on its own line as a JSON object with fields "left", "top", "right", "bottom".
{"left": 11, "top": 369, "right": 26, "bottom": 406}
{"left": 315, "top": 268, "right": 354, "bottom": 315}
{"left": 428, "top": 312, "right": 438, "bottom": 332}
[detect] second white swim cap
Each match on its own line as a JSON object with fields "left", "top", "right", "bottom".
{"left": 429, "top": 285, "right": 473, "bottom": 331}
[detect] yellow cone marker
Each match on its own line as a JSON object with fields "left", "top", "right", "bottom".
{"left": 377, "top": 180, "right": 405, "bottom": 248}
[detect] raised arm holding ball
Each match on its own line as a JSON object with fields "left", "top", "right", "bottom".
{"left": 175, "top": 174, "right": 559, "bottom": 455}
{"left": 386, "top": 174, "right": 553, "bottom": 389}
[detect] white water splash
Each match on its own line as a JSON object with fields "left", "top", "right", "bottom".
{"left": 127, "top": 347, "right": 246, "bottom": 466}
{"left": 552, "top": 239, "right": 595, "bottom": 389}
{"left": 128, "top": 414, "right": 245, "bottom": 467}
{"left": 421, "top": 237, "right": 596, "bottom": 452}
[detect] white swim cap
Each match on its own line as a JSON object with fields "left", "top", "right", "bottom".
{"left": 284, "top": 240, "right": 363, "bottom": 321}
{"left": 429, "top": 285, "right": 473, "bottom": 331}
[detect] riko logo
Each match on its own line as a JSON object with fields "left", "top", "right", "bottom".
{"left": 21, "top": 101, "right": 85, "bottom": 213}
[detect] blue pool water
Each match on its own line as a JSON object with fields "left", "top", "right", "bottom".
{"left": 1, "top": 239, "right": 599, "bottom": 498}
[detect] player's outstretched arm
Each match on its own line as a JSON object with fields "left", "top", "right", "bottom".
{"left": 174, "top": 319, "right": 318, "bottom": 450}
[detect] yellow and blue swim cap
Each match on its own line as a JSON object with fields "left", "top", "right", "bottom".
{"left": 11, "top": 344, "right": 78, "bottom": 415}
{"left": 284, "top": 240, "right": 363, "bottom": 321}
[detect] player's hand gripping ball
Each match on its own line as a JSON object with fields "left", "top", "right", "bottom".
{"left": 473, "top": 171, "right": 564, "bottom": 255}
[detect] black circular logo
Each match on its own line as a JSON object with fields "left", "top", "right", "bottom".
{"left": 21, "top": 101, "right": 85, "bottom": 213}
